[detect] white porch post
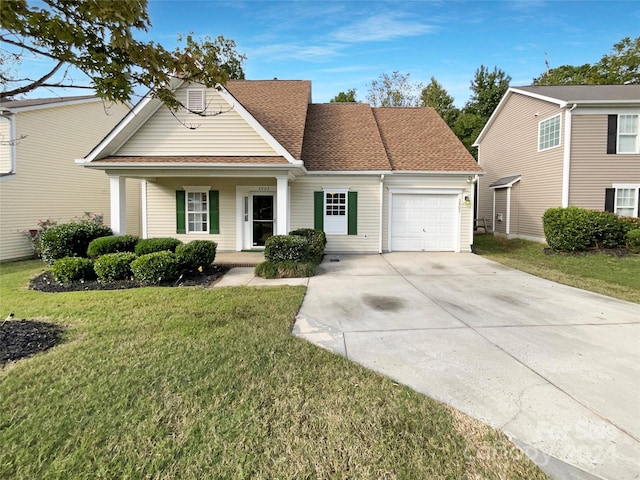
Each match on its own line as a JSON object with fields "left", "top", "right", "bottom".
{"left": 109, "top": 175, "right": 126, "bottom": 235}
{"left": 276, "top": 175, "right": 289, "bottom": 235}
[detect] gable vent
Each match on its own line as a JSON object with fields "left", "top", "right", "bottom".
{"left": 186, "top": 89, "right": 205, "bottom": 113}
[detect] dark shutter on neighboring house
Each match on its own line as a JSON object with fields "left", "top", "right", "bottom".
{"left": 607, "top": 115, "right": 617, "bottom": 154}
{"left": 347, "top": 191, "right": 358, "bottom": 236}
{"left": 604, "top": 188, "right": 615, "bottom": 212}
{"left": 208, "top": 190, "right": 219, "bottom": 234}
{"left": 314, "top": 191, "right": 324, "bottom": 230}
{"left": 176, "top": 190, "right": 186, "bottom": 234}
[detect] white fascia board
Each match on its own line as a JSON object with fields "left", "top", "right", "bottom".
{"left": 306, "top": 170, "right": 484, "bottom": 176}
{"left": 217, "top": 85, "right": 302, "bottom": 166}
{"left": 390, "top": 170, "right": 485, "bottom": 176}
{"left": 509, "top": 88, "right": 568, "bottom": 107}
{"left": 81, "top": 162, "right": 303, "bottom": 171}
{"left": 4, "top": 96, "right": 103, "bottom": 113}
{"left": 489, "top": 176, "right": 521, "bottom": 189}
{"left": 306, "top": 170, "right": 392, "bottom": 175}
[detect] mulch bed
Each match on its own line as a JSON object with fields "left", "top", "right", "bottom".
{"left": 1, "top": 319, "right": 65, "bottom": 365}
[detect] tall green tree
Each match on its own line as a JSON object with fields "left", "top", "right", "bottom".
{"left": 330, "top": 88, "right": 358, "bottom": 102}
{"left": 533, "top": 36, "right": 639, "bottom": 85}
{"left": 366, "top": 71, "right": 422, "bottom": 107}
{"left": 0, "top": 0, "right": 245, "bottom": 111}
{"left": 420, "top": 77, "right": 459, "bottom": 128}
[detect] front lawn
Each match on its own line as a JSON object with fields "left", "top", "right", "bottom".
{"left": 474, "top": 234, "right": 640, "bottom": 303}
{"left": 0, "top": 261, "right": 547, "bottom": 479}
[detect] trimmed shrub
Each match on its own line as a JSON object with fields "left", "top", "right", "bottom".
{"left": 264, "top": 235, "right": 309, "bottom": 263}
{"left": 590, "top": 211, "right": 626, "bottom": 249}
{"left": 87, "top": 235, "right": 140, "bottom": 258}
{"left": 135, "top": 237, "right": 182, "bottom": 256}
{"left": 40, "top": 221, "right": 112, "bottom": 264}
{"left": 289, "top": 228, "right": 327, "bottom": 263}
{"left": 130, "top": 251, "right": 179, "bottom": 285}
{"left": 51, "top": 257, "right": 95, "bottom": 283}
{"left": 620, "top": 216, "right": 640, "bottom": 235}
{"left": 626, "top": 229, "right": 640, "bottom": 254}
{"left": 254, "top": 260, "right": 316, "bottom": 279}
{"left": 94, "top": 252, "right": 137, "bottom": 281}
{"left": 175, "top": 240, "right": 217, "bottom": 271}
{"left": 543, "top": 207, "right": 594, "bottom": 251}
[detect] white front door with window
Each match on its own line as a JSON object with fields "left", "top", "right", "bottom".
{"left": 240, "top": 191, "right": 276, "bottom": 250}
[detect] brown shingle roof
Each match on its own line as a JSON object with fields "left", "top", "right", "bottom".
{"left": 372, "top": 107, "right": 481, "bottom": 172}
{"left": 302, "top": 103, "right": 390, "bottom": 171}
{"left": 225, "top": 80, "right": 310, "bottom": 160}
{"left": 95, "top": 156, "right": 289, "bottom": 164}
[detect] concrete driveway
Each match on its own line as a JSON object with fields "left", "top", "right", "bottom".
{"left": 292, "top": 253, "right": 640, "bottom": 480}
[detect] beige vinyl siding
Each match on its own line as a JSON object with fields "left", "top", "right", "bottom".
{"left": 116, "top": 87, "right": 279, "bottom": 157}
{"left": 493, "top": 189, "right": 508, "bottom": 234}
{"left": 381, "top": 175, "right": 474, "bottom": 252}
{"left": 478, "top": 94, "right": 565, "bottom": 240}
{"left": 0, "top": 101, "right": 140, "bottom": 262}
{"left": 569, "top": 113, "right": 640, "bottom": 210}
{"left": 0, "top": 117, "right": 11, "bottom": 173}
{"left": 290, "top": 176, "right": 380, "bottom": 253}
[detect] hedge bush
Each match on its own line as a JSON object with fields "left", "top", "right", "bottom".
{"left": 87, "top": 235, "right": 140, "bottom": 258}
{"left": 264, "top": 235, "right": 309, "bottom": 263}
{"left": 93, "top": 252, "right": 137, "bottom": 281}
{"left": 175, "top": 240, "right": 217, "bottom": 271}
{"left": 51, "top": 257, "right": 95, "bottom": 283}
{"left": 40, "top": 221, "right": 112, "bottom": 264}
{"left": 254, "top": 260, "right": 316, "bottom": 279}
{"left": 134, "top": 237, "right": 182, "bottom": 256}
{"left": 130, "top": 251, "right": 180, "bottom": 285}
{"left": 627, "top": 229, "right": 640, "bottom": 254}
{"left": 590, "top": 211, "right": 627, "bottom": 249}
{"left": 289, "top": 228, "right": 327, "bottom": 263}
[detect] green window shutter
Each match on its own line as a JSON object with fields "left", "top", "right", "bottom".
{"left": 314, "top": 191, "right": 324, "bottom": 230}
{"left": 209, "top": 190, "right": 219, "bottom": 234}
{"left": 176, "top": 190, "right": 186, "bottom": 234}
{"left": 348, "top": 191, "right": 358, "bottom": 236}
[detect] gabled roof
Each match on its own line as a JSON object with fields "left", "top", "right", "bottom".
{"left": 475, "top": 84, "right": 640, "bottom": 146}
{"left": 489, "top": 175, "right": 521, "bottom": 189}
{"left": 373, "top": 107, "right": 480, "bottom": 172}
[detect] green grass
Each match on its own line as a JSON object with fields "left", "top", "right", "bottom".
{"left": 1, "top": 261, "right": 547, "bottom": 479}
{"left": 474, "top": 234, "right": 640, "bottom": 303}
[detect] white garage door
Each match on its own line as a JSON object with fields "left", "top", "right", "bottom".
{"left": 391, "top": 194, "right": 458, "bottom": 251}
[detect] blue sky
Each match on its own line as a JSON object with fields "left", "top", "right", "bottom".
{"left": 8, "top": 1, "right": 640, "bottom": 107}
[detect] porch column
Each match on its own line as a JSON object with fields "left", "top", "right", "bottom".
{"left": 109, "top": 175, "right": 126, "bottom": 235}
{"left": 276, "top": 175, "right": 289, "bottom": 235}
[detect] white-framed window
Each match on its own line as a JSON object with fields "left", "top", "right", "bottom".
{"left": 186, "top": 89, "right": 205, "bottom": 113}
{"left": 324, "top": 189, "right": 348, "bottom": 234}
{"left": 617, "top": 114, "right": 639, "bottom": 154}
{"left": 187, "top": 190, "right": 208, "bottom": 232}
{"left": 613, "top": 184, "right": 639, "bottom": 217}
{"left": 538, "top": 114, "right": 561, "bottom": 151}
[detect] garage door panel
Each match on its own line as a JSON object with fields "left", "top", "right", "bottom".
{"left": 391, "top": 194, "right": 458, "bottom": 252}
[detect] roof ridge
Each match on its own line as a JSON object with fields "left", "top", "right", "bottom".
{"left": 371, "top": 108, "right": 395, "bottom": 170}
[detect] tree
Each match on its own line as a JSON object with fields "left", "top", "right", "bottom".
{"left": 465, "top": 65, "right": 511, "bottom": 120}
{"left": 330, "top": 88, "right": 357, "bottom": 102}
{"left": 0, "top": 0, "right": 245, "bottom": 111}
{"left": 420, "top": 77, "right": 459, "bottom": 128}
{"left": 534, "top": 36, "right": 639, "bottom": 85}
{"left": 366, "top": 71, "right": 422, "bottom": 107}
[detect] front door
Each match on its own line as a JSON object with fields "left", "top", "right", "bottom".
{"left": 251, "top": 193, "right": 275, "bottom": 248}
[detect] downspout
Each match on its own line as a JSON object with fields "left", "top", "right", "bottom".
{"left": 378, "top": 174, "right": 385, "bottom": 253}
{"left": 562, "top": 104, "right": 577, "bottom": 207}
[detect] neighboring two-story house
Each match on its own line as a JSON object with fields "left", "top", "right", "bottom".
{"left": 474, "top": 85, "right": 640, "bottom": 242}
{"left": 0, "top": 96, "right": 140, "bottom": 262}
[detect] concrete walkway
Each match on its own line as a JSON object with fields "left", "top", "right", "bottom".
{"left": 293, "top": 253, "right": 640, "bottom": 480}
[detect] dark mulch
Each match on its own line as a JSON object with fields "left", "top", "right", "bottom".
{"left": 543, "top": 247, "right": 633, "bottom": 257}
{"left": 1, "top": 319, "right": 65, "bottom": 365}
{"left": 29, "top": 265, "right": 230, "bottom": 293}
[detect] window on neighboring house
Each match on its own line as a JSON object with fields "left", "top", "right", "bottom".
{"left": 186, "top": 89, "right": 205, "bottom": 113}
{"left": 187, "top": 191, "right": 208, "bottom": 232}
{"left": 618, "top": 114, "right": 639, "bottom": 154}
{"left": 538, "top": 114, "right": 561, "bottom": 151}
{"left": 314, "top": 190, "right": 358, "bottom": 235}
{"left": 605, "top": 185, "right": 640, "bottom": 217}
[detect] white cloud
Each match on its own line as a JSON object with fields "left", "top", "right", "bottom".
{"left": 331, "top": 13, "right": 435, "bottom": 43}
{"left": 245, "top": 43, "right": 343, "bottom": 62}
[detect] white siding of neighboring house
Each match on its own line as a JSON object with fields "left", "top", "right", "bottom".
{"left": 477, "top": 93, "right": 565, "bottom": 240}
{"left": 116, "top": 86, "right": 279, "bottom": 157}
{"left": 0, "top": 100, "right": 140, "bottom": 262}
{"left": 0, "top": 116, "right": 12, "bottom": 174}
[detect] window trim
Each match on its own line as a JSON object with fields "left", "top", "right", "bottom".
{"left": 537, "top": 113, "right": 562, "bottom": 152}
{"left": 612, "top": 183, "right": 640, "bottom": 217}
{"left": 323, "top": 188, "right": 348, "bottom": 235}
{"left": 617, "top": 114, "right": 640, "bottom": 154}
{"left": 185, "top": 187, "right": 210, "bottom": 233}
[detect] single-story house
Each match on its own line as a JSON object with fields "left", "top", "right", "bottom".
{"left": 78, "top": 80, "right": 483, "bottom": 253}
{"left": 0, "top": 96, "right": 140, "bottom": 262}
{"left": 474, "top": 85, "right": 640, "bottom": 242}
